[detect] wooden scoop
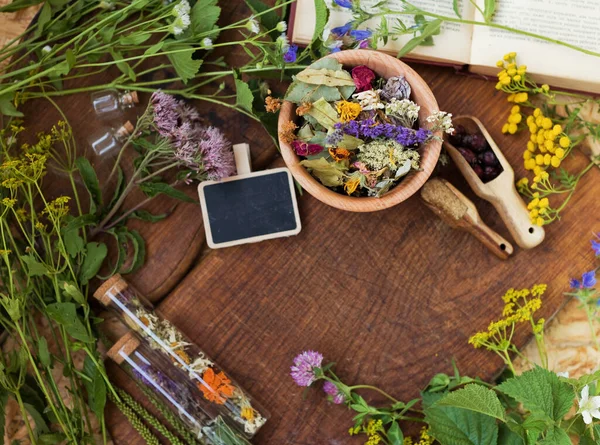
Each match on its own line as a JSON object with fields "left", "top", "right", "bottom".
{"left": 443, "top": 116, "right": 545, "bottom": 249}
{"left": 421, "top": 178, "right": 513, "bottom": 260}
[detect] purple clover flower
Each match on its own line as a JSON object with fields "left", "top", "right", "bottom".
{"left": 592, "top": 238, "right": 600, "bottom": 256}
{"left": 283, "top": 44, "right": 298, "bottom": 63}
{"left": 571, "top": 270, "right": 597, "bottom": 289}
{"left": 350, "top": 29, "right": 372, "bottom": 40}
{"left": 331, "top": 22, "right": 353, "bottom": 36}
{"left": 323, "top": 381, "right": 345, "bottom": 404}
{"left": 291, "top": 351, "right": 323, "bottom": 387}
{"left": 151, "top": 92, "right": 180, "bottom": 137}
{"left": 334, "top": 0, "right": 352, "bottom": 8}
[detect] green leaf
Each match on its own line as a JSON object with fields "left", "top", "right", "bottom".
{"left": 65, "top": 48, "right": 76, "bottom": 69}
{"left": 0, "top": 0, "right": 43, "bottom": 12}
{"left": 99, "top": 24, "right": 116, "bottom": 44}
{"left": 0, "top": 93, "right": 23, "bottom": 117}
{"left": 139, "top": 182, "right": 195, "bottom": 203}
{"left": 425, "top": 405, "right": 498, "bottom": 445}
{"left": 398, "top": 19, "right": 442, "bottom": 58}
{"left": 119, "top": 33, "right": 151, "bottom": 46}
{"left": 20, "top": 254, "right": 48, "bottom": 276}
{"left": 34, "top": 2, "right": 51, "bottom": 38}
{"left": 0, "top": 389, "right": 7, "bottom": 439}
{"left": 129, "top": 209, "right": 168, "bottom": 223}
{"left": 109, "top": 49, "right": 136, "bottom": 82}
{"left": 62, "top": 226, "right": 84, "bottom": 258}
{"left": 24, "top": 403, "right": 49, "bottom": 437}
{"left": 245, "top": 0, "right": 280, "bottom": 40}
{"left": 483, "top": 0, "right": 496, "bottom": 22}
{"left": 79, "top": 242, "right": 108, "bottom": 285}
{"left": 62, "top": 281, "right": 85, "bottom": 305}
{"left": 46, "top": 302, "right": 93, "bottom": 342}
{"left": 437, "top": 384, "right": 506, "bottom": 421}
{"left": 497, "top": 366, "right": 575, "bottom": 421}
{"left": 108, "top": 166, "right": 125, "bottom": 210}
{"left": 498, "top": 424, "right": 524, "bottom": 445}
{"left": 119, "top": 228, "right": 146, "bottom": 274}
{"left": 387, "top": 421, "right": 403, "bottom": 445}
{"left": 452, "top": 0, "right": 462, "bottom": 18}
{"left": 312, "top": 0, "right": 329, "bottom": 44}
{"left": 37, "top": 337, "right": 51, "bottom": 367}
{"left": 192, "top": 0, "right": 220, "bottom": 34}
{"left": 300, "top": 158, "right": 346, "bottom": 187}
{"left": 144, "top": 41, "right": 164, "bottom": 56}
{"left": 75, "top": 157, "right": 102, "bottom": 213}
{"left": 38, "top": 433, "right": 67, "bottom": 444}
{"left": 83, "top": 355, "right": 106, "bottom": 420}
{"left": 306, "top": 97, "right": 338, "bottom": 129}
{"left": 539, "top": 426, "right": 571, "bottom": 445}
{"left": 235, "top": 78, "right": 254, "bottom": 112}
{"left": 167, "top": 47, "right": 202, "bottom": 84}
{"left": 296, "top": 67, "right": 355, "bottom": 87}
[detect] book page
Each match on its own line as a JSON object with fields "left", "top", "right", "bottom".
{"left": 470, "top": 0, "right": 600, "bottom": 86}
{"left": 292, "top": 0, "right": 476, "bottom": 64}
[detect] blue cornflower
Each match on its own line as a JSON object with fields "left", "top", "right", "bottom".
{"left": 334, "top": 0, "right": 352, "bottom": 8}
{"left": 592, "top": 238, "right": 600, "bottom": 256}
{"left": 350, "top": 29, "right": 372, "bottom": 40}
{"left": 331, "top": 21, "right": 353, "bottom": 36}
{"left": 571, "top": 270, "right": 597, "bottom": 289}
{"left": 283, "top": 44, "right": 298, "bottom": 63}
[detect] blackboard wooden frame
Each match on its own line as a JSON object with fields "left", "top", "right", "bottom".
{"left": 197, "top": 168, "right": 302, "bottom": 249}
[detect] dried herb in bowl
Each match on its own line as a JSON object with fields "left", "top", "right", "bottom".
{"left": 280, "top": 58, "right": 453, "bottom": 197}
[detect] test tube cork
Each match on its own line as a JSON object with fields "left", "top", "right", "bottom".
{"left": 107, "top": 331, "right": 140, "bottom": 365}
{"left": 93, "top": 274, "right": 128, "bottom": 306}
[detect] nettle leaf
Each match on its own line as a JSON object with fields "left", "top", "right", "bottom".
{"left": 235, "top": 78, "right": 254, "bottom": 112}
{"left": 425, "top": 405, "right": 498, "bottom": 445}
{"left": 83, "top": 355, "right": 106, "bottom": 420}
{"left": 398, "top": 19, "right": 442, "bottom": 58}
{"left": 79, "top": 242, "right": 108, "bottom": 285}
{"left": 437, "top": 384, "right": 506, "bottom": 421}
{"left": 312, "top": 0, "right": 329, "bottom": 44}
{"left": 21, "top": 254, "right": 49, "bottom": 276}
{"left": 192, "top": 0, "right": 220, "bottom": 34}
{"left": 139, "top": 182, "right": 195, "bottom": 203}
{"left": 497, "top": 366, "right": 575, "bottom": 421}
{"left": 498, "top": 424, "right": 524, "bottom": 445}
{"left": 300, "top": 158, "right": 346, "bottom": 187}
{"left": 539, "top": 426, "right": 571, "bottom": 445}
{"left": 75, "top": 157, "right": 102, "bottom": 213}
{"left": 46, "top": 302, "right": 93, "bottom": 342}
{"left": 167, "top": 46, "right": 202, "bottom": 84}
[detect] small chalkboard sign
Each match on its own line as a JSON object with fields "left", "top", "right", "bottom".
{"left": 198, "top": 145, "right": 301, "bottom": 248}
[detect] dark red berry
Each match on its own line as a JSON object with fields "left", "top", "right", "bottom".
{"left": 461, "top": 134, "right": 473, "bottom": 148}
{"left": 470, "top": 134, "right": 487, "bottom": 152}
{"left": 458, "top": 147, "right": 477, "bottom": 165}
{"left": 481, "top": 150, "right": 499, "bottom": 166}
{"left": 473, "top": 164, "right": 484, "bottom": 178}
{"left": 483, "top": 166, "right": 501, "bottom": 182}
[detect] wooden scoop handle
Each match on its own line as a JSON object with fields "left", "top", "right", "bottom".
{"left": 488, "top": 183, "right": 545, "bottom": 249}
{"left": 462, "top": 214, "right": 513, "bottom": 260}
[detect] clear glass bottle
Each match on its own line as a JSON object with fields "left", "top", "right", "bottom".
{"left": 90, "top": 121, "right": 133, "bottom": 157}
{"left": 95, "top": 275, "right": 268, "bottom": 437}
{"left": 107, "top": 332, "right": 252, "bottom": 445}
{"left": 91, "top": 89, "right": 139, "bottom": 118}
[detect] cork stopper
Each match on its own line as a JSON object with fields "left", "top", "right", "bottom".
{"left": 107, "top": 331, "right": 140, "bottom": 365}
{"left": 116, "top": 121, "right": 134, "bottom": 141}
{"left": 93, "top": 274, "right": 128, "bottom": 306}
{"left": 121, "top": 91, "right": 139, "bottom": 105}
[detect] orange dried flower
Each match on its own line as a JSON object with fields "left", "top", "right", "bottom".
{"left": 296, "top": 102, "right": 312, "bottom": 116}
{"left": 279, "top": 121, "right": 298, "bottom": 143}
{"left": 198, "top": 368, "right": 235, "bottom": 404}
{"left": 329, "top": 147, "right": 351, "bottom": 162}
{"left": 173, "top": 348, "right": 191, "bottom": 365}
{"left": 265, "top": 96, "right": 281, "bottom": 113}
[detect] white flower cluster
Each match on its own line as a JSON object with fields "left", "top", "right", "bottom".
{"left": 170, "top": 0, "right": 191, "bottom": 35}
{"left": 276, "top": 33, "right": 290, "bottom": 53}
{"left": 357, "top": 139, "right": 420, "bottom": 171}
{"left": 352, "top": 90, "right": 384, "bottom": 111}
{"left": 385, "top": 98, "right": 420, "bottom": 127}
{"left": 202, "top": 37, "right": 213, "bottom": 49}
{"left": 246, "top": 16, "right": 260, "bottom": 34}
{"left": 427, "top": 110, "right": 454, "bottom": 134}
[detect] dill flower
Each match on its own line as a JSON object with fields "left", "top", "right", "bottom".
{"left": 336, "top": 100, "right": 362, "bottom": 122}
{"left": 290, "top": 350, "right": 323, "bottom": 387}
{"left": 170, "top": 0, "right": 191, "bottom": 35}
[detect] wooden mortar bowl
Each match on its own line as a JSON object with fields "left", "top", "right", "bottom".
{"left": 278, "top": 49, "right": 442, "bottom": 212}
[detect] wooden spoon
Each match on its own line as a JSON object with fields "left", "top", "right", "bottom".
{"left": 421, "top": 178, "right": 513, "bottom": 260}
{"left": 444, "top": 116, "right": 545, "bottom": 249}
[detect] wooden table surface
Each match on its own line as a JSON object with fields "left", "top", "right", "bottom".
{"left": 19, "top": 1, "right": 600, "bottom": 444}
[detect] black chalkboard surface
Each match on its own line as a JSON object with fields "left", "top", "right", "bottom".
{"left": 198, "top": 168, "right": 301, "bottom": 248}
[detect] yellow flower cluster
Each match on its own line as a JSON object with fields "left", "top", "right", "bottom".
{"left": 403, "top": 428, "right": 434, "bottom": 445}
{"left": 365, "top": 419, "right": 383, "bottom": 445}
{"left": 495, "top": 52, "right": 528, "bottom": 91}
{"left": 42, "top": 196, "right": 71, "bottom": 219}
{"left": 523, "top": 108, "right": 568, "bottom": 172}
{"left": 469, "top": 285, "right": 545, "bottom": 349}
{"left": 501, "top": 105, "right": 522, "bottom": 135}
{"left": 526, "top": 194, "right": 549, "bottom": 226}
{"left": 337, "top": 100, "right": 362, "bottom": 123}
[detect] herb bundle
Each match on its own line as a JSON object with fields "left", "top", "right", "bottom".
{"left": 279, "top": 58, "right": 452, "bottom": 197}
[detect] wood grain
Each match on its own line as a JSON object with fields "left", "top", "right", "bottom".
{"left": 278, "top": 50, "right": 443, "bottom": 212}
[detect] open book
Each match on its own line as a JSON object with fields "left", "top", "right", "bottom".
{"left": 291, "top": 0, "right": 600, "bottom": 93}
